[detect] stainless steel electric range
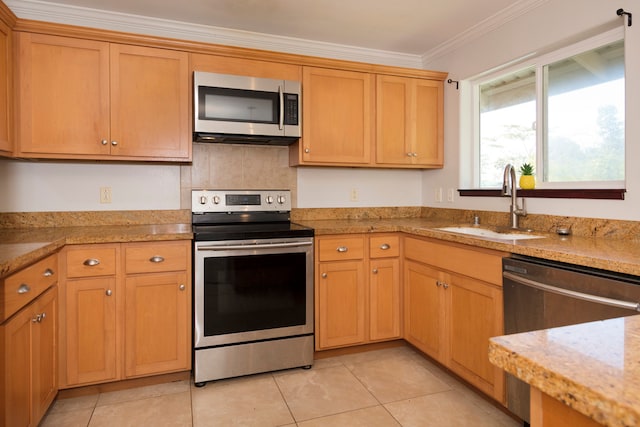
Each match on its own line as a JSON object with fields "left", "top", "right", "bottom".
{"left": 191, "top": 189, "right": 314, "bottom": 386}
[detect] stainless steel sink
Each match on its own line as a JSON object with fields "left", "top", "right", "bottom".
{"left": 435, "top": 226, "right": 545, "bottom": 241}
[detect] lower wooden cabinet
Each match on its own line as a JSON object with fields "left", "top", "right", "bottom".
{"left": 1, "top": 285, "right": 57, "bottom": 427}
{"left": 315, "top": 233, "right": 401, "bottom": 350}
{"left": 59, "top": 240, "right": 191, "bottom": 388}
{"left": 403, "top": 236, "right": 507, "bottom": 403}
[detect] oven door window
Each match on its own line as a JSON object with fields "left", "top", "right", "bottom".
{"left": 203, "top": 252, "right": 306, "bottom": 336}
{"left": 199, "top": 87, "right": 278, "bottom": 124}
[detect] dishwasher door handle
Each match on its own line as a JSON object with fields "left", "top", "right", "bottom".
{"left": 503, "top": 271, "right": 640, "bottom": 312}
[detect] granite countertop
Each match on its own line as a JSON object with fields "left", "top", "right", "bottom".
{"left": 297, "top": 217, "right": 640, "bottom": 276}
{"left": 489, "top": 316, "right": 640, "bottom": 427}
{"left": 0, "top": 223, "right": 193, "bottom": 278}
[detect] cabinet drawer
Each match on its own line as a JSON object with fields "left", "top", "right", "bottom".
{"left": 124, "top": 241, "right": 189, "bottom": 274}
{"left": 404, "top": 236, "right": 506, "bottom": 285}
{"left": 370, "top": 234, "right": 400, "bottom": 258}
{"left": 318, "top": 236, "right": 365, "bottom": 261}
{"left": 66, "top": 246, "right": 117, "bottom": 278}
{"left": 1, "top": 254, "right": 58, "bottom": 322}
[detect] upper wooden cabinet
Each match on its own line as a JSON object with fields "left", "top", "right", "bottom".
{"left": 15, "top": 33, "right": 190, "bottom": 161}
{"left": 293, "top": 67, "right": 373, "bottom": 166}
{"left": 190, "top": 53, "right": 301, "bottom": 81}
{"left": 0, "top": 18, "right": 11, "bottom": 155}
{"left": 291, "top": 66, "right": 444, "bottom": 168}
{"left": 376, "top": 75, "right": 444, "bottom": 167}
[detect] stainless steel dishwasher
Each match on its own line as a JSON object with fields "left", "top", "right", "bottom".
{"left": 503, "top": 255, "right": 640, "bottom": 426}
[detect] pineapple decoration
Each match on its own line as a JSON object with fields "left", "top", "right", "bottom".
{"left": 519, "top": 163, "right": 535, "bottom": 189}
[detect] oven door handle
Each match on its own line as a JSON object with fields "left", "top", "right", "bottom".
{"left": 198, "top": 241, "right": 313, "bottom": 251}
{"left": 503, "top": 271, "right": 640, "bottom": 312}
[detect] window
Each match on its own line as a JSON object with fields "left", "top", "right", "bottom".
{"left": 474, "top": 31, "right": 625, "bottom": 190}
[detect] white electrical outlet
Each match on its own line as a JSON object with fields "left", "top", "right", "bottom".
{"left": 100, "top": 187, "right": 112, "bottom": 204}
{"left": 350, "top": 189, "right": 358, "bottom": 202}
{"left": 447, "top": 188, "right": 455, "bottom": 203}
{"left": 435, "top": 187, "right": 443, "bottom": 202}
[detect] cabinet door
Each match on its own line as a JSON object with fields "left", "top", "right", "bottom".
{"left": 64, "top": 277, "right": 118, "bottom": 386}
{"left": 448, "top": 274, "right": 504, "bottom": 402}
{"left": 300, "top": 67, "right": 372, "bottom": 165}
{"left": 32, "top": 286, "right": 57, "bottom": 423}
{"left": 1, "top": 296, "right": 32, "bottom": 427}
{"left": 413, "top": 79, "right": 444, "bottom": 167}
{"left": 0, "top": 19, "right": 11, "bottom": 155}
{"left": 370, "top": 258, "right": 401, "bottom": 341}
{"left": 376, "top": 75, "right": 412, "bottom": 165}
{"left": 110, "top": 44, "right": 190, "bottom": 160}
{"left": 1, "top": 286, "right": 57, "bottom": 427}
{"left": 316, "top": 261, "right": 365, "bottom": 349}
{"left": 403, "top": 260, "right": 445, "bottom": 361}
{"left": 16, "top": 33, "right": 110, "bottom": 157}
{"left": 124, "top": 272, "right": 190, "bottom": 377}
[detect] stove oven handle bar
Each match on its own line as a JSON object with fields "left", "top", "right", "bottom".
{"left": 198, "top": 241, "right": 312, "bottom": 251}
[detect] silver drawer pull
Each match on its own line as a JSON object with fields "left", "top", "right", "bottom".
{"left": 43, "top": 268, "right": 54, "bottom": 277}
{"left": 380, "top": 243, "right": 390, "bottom": 250}
{"left": 179, "top": 284, "right": 186, "bottom": 291}
{"left": 372, "top": 268, "right": 378, "bottom": 274}
{"left": 149, "top": 256, "right": 165, "bottom": 263}
{"left": 18, "top": 284, "right": 31, "bottom": 294}
{"left": 83, "top": 258, "right": 100, "bottom": 267}
{"left": 336, "top": 246, "right": 348, "bottom": 253}
{"left": 321, "top": 273, "right": 327, "bottom": 278}
{"left": 106, "top": 289, "right": 113, "bottom": 297}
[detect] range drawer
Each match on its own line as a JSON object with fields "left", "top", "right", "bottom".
{"left": 317, "top": 236, "right": 365, "bottom": 262}
{"left": 1, "top": 253, "right": 58, "bottom": 322}
{"left": 65, "top": 245, "right": 118, "bottom": 278}
{"left": 124, "top": 241, "right": 189, "bottom": 274}
{"left": 370, "top": 234, "right": 400, "bottom": 258}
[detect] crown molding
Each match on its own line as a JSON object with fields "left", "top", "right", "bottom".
{"left": 421, "top": 0, "right": 550, "bottom": 67}
{"left": 5, "top": 0, "right": 424, "bottom": 69}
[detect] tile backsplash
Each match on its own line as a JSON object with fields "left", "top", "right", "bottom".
{"left": 180, "top": 143, "right": 297, "bottom": 208}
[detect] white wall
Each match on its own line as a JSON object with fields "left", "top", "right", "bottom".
{"left": 0, "top": 159, "right": 181, "bottom": 212}
{"left": 422, "top": 0, "right": 640, "bottom": 220}
{"left": 297, "top": 168, "right": 422, "bottom": 208}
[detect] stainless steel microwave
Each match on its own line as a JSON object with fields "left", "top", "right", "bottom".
{"left": 193, "top": 71, "right": 301, "bottom": 145}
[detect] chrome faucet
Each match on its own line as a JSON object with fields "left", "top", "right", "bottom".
{"left": 502, "top": 164, "right": 527, "bottom": 229}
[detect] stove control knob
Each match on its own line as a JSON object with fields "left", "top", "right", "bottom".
{"left": 199, "top": 196, "right": 207, "bottom": 205}
{"left": 212, "top": 196, "right": 221, "bottom": 204}
{"left": 265, "top": 196, "right": 274, "bottom": 204}
{"left": 277, "top": 195, "right": 286, "bottom": 204}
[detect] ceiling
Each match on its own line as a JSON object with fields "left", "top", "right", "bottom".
{"left": 6, "top": 0, "right": 542, "bottom": 65}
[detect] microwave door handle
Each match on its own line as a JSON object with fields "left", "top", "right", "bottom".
{"left": 278, "top": 85, "right": 284, "bottom": 131}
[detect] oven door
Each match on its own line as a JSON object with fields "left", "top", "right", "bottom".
{"left": 194, "top": 237, "right": 313, "bottom": 348}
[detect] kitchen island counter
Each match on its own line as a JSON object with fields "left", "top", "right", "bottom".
{"left": 489, "top": 316, "right": 640, "bottom": 427}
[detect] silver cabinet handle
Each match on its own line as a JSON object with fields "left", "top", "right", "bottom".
{"left": 149, "top": 256, "right": 165, "bottom": 263}
{"left": 321, "top": 273, "right": 327, "bottom": 278}
{"left": 336, "top": 246, "right": 348, "bottom": 253}
{"left": 32, "top": 312, "right": 46, "bottom": 323}
{"left": 83, "top": 258, "right": 100, "bottom": 267}
{"left": 179, "top": 284, "right": 186, "bottom": 291}
{"left": 43, "top": 268, "right": 54, "bottom": 277}
{"left": 304, "top": 148, "right": 310, "bottom": 153}
{"left": 372, "top": 268, "right": 378, "bottom": 274}
{"left": 106, "top": 289, "right": 113, "bottom": 296}
{"left": 436, "top": 280, "right": 442, "bottom": 287}
{"left": 443, "top": 283, "right": 449, "bottom": 289}
{"left": 111, "top": 140, "right": 118, "bottom": 146}
{"left": 379, "top": 243, "right": 390, "bottom": 250}
{"left": 101, "top": 139, "right": 108, "bottom": 145}
{"left": 18, "top": 284, "right": 31, "bottom": 294}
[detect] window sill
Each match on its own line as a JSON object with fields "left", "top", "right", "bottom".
{"left": 458, "top": 188, "right": 626, "bottom": 200}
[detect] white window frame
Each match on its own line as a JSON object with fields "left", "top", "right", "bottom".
{"left": 468, "top": 27, "right": 625, "bottom": 190}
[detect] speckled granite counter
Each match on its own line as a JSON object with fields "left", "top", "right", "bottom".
{"left": 489, "top": 316, "right": 640, "bottom": 427}
{"left": 0, "top": 223, "right": 193, "bottom": 278}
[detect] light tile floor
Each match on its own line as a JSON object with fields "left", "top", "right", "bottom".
{"left": 40, "top": 345, "right": 521, "bottom": 426}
